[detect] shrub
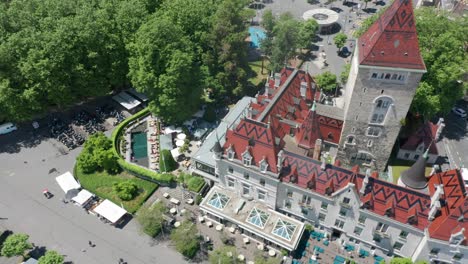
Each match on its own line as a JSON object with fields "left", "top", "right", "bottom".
{"left": 187, "top": 176, "right": 205, "bottom": 193}
{"left": 38, "top": 250, "right": 64, "bottom": 264}
{"left": 113, "top": 181, "right": 139, "bottom": 201}
{"left": 159, "top": 149, "right": 177, "bottom": 172}
{"left": 195, "top": 194, "right": 203, "bottom": 205}
{"left": 117, "top": 159, "right": 175, "bottom": 184}
{"left": 77, "top": 151, "right": 99, "bottom": 173}
{"left": 280, "top": 249, "right": 288, "bottom": 256}
{"left": 0, "top": 233, "right": 32, "bottom": 257}
{"left": 305, "top": 224, "right": 314, "bottom": 232}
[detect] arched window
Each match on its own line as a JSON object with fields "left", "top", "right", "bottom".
{"left": 370, "top": 97, "right": 393, "bottom": 124}
{"left": 384, "top": 73, "right": 391, "bottom": 79}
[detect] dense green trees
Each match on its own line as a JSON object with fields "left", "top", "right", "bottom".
{"left": 316, "top": 71, "right": 338, "bottom": 93}
{"left": 0, "top": 0, "right": 253, "bottom": 123}
{"left": 0, "top": 233, "right": 31, "bottom": 257}
{"left": 411, "top": 8, "right": 468, "bottom": 118}
{"left": 38, "top": 251, "right": 64, "bottom": 264}
{"left": 77, "top": 133, "right": 119, "bottom": 174}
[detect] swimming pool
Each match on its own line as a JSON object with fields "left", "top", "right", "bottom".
{"left": 249, "top": 27, "right": 266, "bottom": 48}
{"left": 131, "top": 132, "right": 148, "bottom": 159}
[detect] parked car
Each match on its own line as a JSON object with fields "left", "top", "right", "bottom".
{"left": 0, "top": 122, "right": 17, "bottom": 135}
{"left": 452, "top": 107, "right": 467, "bottom": 118}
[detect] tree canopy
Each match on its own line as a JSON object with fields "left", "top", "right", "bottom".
{"left": 113, "top": 181, "right": 139, "bottom": 201}
{"left": 209, "top": 246, "right": 240, "bottom": 264}
{"left": 38, "top": 250, "right": 64, "bottom": 264}
{"left": 136, "top": 201, "right": 167, "bottom": 237}
{"left": 316, "top": 71, "right": 338, "bottom": 93}
{"left": 411, "top": 8, "right": 468, "bottom": 118}
{"left": 170, "top": 221, "right": 200, "bottom": 259}
{"left": 333, "top": 33, "right": 348, "bottom": 52}
{"left": 0, "top": 233, "right": 32, "bottom": 257}
{"left": 77, "top": 132, "right": 119, "bottom": 174}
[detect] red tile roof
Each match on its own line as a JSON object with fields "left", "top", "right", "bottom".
{"left": 280, "top": 151, "right": 433, "bottom": 230}
{"left": 224, "top": 118, "right": 282, "bottom": 173}
{"left": 400, "top": 122, "right": 439, "bottom": 155}
{"left": 358, "top": 0, "right": 425, "bottom": 70}
{"left": 427, "top": 170, "right": 468, "bottom": 244}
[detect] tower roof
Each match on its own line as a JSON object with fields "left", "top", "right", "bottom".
{"left": 358, "top": 0, "right": 426, "bottom": 70}
{"left": 400, "top": 149, "right": 429, "bottom": 189}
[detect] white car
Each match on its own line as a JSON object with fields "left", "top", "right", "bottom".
{"left": 452, "top": 107, "right": 467, "bottom": 118}
{"left": 0, "top": 122, "right": 17, "bottom": 135}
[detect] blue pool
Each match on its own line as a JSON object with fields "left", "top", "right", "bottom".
{"left": 249, "top": 26, "right": 266, "bottom": 48}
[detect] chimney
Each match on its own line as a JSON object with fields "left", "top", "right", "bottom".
{"left": 274, "top": 73, "right": 281, "bottom": 88}
{"left": 277, "top": 150, "right": 284, "bottom": 172}
{"left": 360, "top": 169, "right": 371, "bottom": 195}
{"left": 313, "top": 139, "right": 322, "bottom": 160}
{"left": 435, "top": 118, "right": 445, "bottom": 141}
{"left": 320, "top": 158, "right": 326, "bottom": 171}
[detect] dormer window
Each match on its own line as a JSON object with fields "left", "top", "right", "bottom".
{"left": 449, "top": 229, "right": 465, "bottom": 245}
{"left": 242, "top": 151, "right": 252, "bottom": 166}
{"left": 259, "top": 159, "right": 268, "bottom": 173}
{"left": 300, "top": 82, "right": 307, "bottom": 98}
{"left": 227, "top": 146, "right": 235, "bottom": 160}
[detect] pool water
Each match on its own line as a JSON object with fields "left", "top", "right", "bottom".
{"left": 249, "top": 27, "right": 266, "bottom": 48}
{"left": 131, "top": 132, "right": 148, "bottom": 159}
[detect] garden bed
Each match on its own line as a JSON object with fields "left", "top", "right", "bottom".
{"left": 75, "top": 167, "right": 158, "bottom": 214}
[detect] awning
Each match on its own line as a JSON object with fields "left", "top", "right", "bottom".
{"left": 112, "top": 91, "right": 141, "bottom": 110}
{"left": 164, "top": 126, "right": 183, "bottom": 134}
{"left": 55, "top": 172, "right": 81, "bottom": 193}
{"left": 93, "top": 199, "right": 127, "bottom": 224}
{"left": 72, "top": 189, "right": 94, "bottom": 206}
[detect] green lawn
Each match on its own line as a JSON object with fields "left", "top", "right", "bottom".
{"left": 248, "top": 59, "right": 269, "bottom": 86}
{"left": 179, "top": 173, "right": 205, "bottom": 193}
{"left": 75, "top": 167, "right": 158, "bottom": 214}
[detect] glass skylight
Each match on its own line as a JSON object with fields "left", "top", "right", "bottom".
{"left": 207, "top": 191, "right": 230, "bottom": 210}
{"left": 272, "top": 219, "right": 297, "bottom": 241}
{"left": 246, "top": 207, "right": 270, "bottom": 229}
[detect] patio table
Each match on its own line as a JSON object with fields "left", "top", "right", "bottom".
{"left": 237, "top": 255, "right": 245, "bottom": 261}
{"left": 216, "top": 224, "right": 223, "bottom": 231}
{"left": 229, "top": 227, "right": 236, "bottom": 233}
{"left": 243, "top": 237, "right": 250, "bottom": 244}
{"left": 206, "top": 221, "right": 213, "bottom": 227}
{"left": 198, "top": 216, "right": 205, "bottom": 223}
{"left": 268, "top": 249, "right": 276, "bottom": 257}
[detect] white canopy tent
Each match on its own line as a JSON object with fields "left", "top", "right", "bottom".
{"left": 55, "top": 172, "right": 81, "bottom": 193}
{"left": 175, "top": 139, "right": 185, "bottom": 147}
{"left": 93, "top": 199, "right": 127, "bottom": 224}
{"left": 112, "top": 92, "right": 141, "bottom": 110}
{"left": 171, "top": 148, "right": 181, "bottom": 159}
{"left": 72, "top": 189, "right": 94, "bottom": 207}
{"left": 164, "top": 126, "right": 183, "bottom": 135}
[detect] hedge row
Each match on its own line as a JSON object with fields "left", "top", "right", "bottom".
{"left": 111, "top": 108, "right": 174, "bottom": 184}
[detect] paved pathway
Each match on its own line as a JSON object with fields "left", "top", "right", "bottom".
{"left": 0, "top": 127, "right": 187, "bottom": 264}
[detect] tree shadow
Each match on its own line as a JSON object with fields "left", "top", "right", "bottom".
{"left": 343, "top": 1, "right": 358, "bottom": 7}
{"left": 364, "top": 8, "right": 377, "bottom": 14}
{"left": 29, "top": 246, "right": 47, "bottom": 259}
{"left": 307, "top": 0, "right": 320, "bottom": 4}
{"left": 330, "top": 7, "right": 343, "bottom": 13}
{"left": 375, "top": 1, "right": 387, "bottom": 6}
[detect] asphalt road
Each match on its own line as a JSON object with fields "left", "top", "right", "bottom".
{"left": 0, "top": 128, "right": 187, "bottom": 264}
{"left": 442, "top": 107, "right": 468, "bottom": 169}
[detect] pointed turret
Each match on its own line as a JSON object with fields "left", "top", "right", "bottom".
{"left": 399, "top": 148, "right": 430, "bottom": 189}
{"left": 296, "top": 101, "right": 322, "bottom": 149}
{"left": 358, "top": 0, "right": 426, "bottom": 70}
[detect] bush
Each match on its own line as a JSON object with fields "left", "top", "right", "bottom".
{"left": 117, "top": 159, "right": 175, "bottom": 184}
{"left": 159, "top": 149, "right": 177, "bottom": 172}
{"left": 113, "top": 181, "right": 139, "bottom": 201}
{"left": 195, "top": 194, "right": 203, "bottom": 205}
{"left": 305, "top": 224, "right": 314, "bottom": 232}
{"left": 280, "top": 249, "right": 288, "bottom": 256}
{"left": 0, "top": 233, "right": 32, "bottom": 257}
{"left": 187, "top": 177, "right": 205, "bottom": 193}
{"left": 76, "top": 133, "right": 119, "bottom": 174}
{"left": 38, "top": 250, "right": 64, "bottom": 264}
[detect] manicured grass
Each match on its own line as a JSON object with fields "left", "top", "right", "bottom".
{"left": 75, "top": 167, "right": 158, "bottom": 214}
{"left": 179, "top": 173, "right": 205, "bottom": 193}
{"left": 248, "top": 59, "right": 269, "bottom": 86}
{"left": 391, "top": 165, "right": 433, "bottom": 184}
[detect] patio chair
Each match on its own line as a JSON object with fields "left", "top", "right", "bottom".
{"left": 323, "top": 240, "right": 329, "bottom": 246}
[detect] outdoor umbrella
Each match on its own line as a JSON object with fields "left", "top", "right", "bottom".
{"left": 65, "top": 188, "right": 80, "bottom": 200}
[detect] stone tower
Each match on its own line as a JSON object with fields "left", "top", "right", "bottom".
{"left": 337, "top": 0, "right": 426, "bottom": 171}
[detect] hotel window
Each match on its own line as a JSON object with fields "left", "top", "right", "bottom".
{"left": 227, "top": 177, "right": 235, "bottom": 188}
{"left": 287, "top": 190, "right": 293, "bottom": 198}
{"left": 334, "top": 219, "right": 345, "bottom": 229}
{"left": 285, "top": 201, "right": 291, "bottom": 209}
{"left": 430, "top": 248, "right": 439, "bottom": 255}
{"left": 258, "top": 190, "right": 266, "bottom": 201}
{"left": 367, "top": 127, "right": 381, "bottom": 137}
{"left": 371, "top": 73, "right": 378, "bottom": 79}
{"left": 354, "top": 226, "right": 363, "bottom": 236}
{"left": 259, "top": 178, "right": 265, "bottom": 186}
{"left": 301, "top": 208, "right": 308, "bottom": 215}
{"left": 228, "top": 167, "right": 233, "bottom": 173}
{"left": 342, "top": 197, "right": 350, "bottom": 204}
{"left": 227, "top": 149, "right": 234, "bottom": 160}
{"left": 244, "top": 172, "right": 250, "bottom": 180}
{"left": 393, "top": 242, "right": 404, "bottom": 251}
{"left": 318, "top": 213, "right": 326, "bottom": 221}
{"left": 242, "top": 184, "right": 250, "bottom": 196}
{"left": 376, "top": 222, "right": 389, "bottom": 232}
{"left": 321, "top": 202, "right": 328, "bottom": 210}
{"left": 260, "top": 160, "right": 268, "bottom": 173}
{"left": 358, "top": 215, "right": 366, "bottom": 225}
{"left": 453, "top": 253, "right": 463, "bottom": 261}
{"left": 399, "top": 231, "right": 408, "bottom": 239}
{"left": 339, "top": 208, "right": 347, "bottom": 217}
